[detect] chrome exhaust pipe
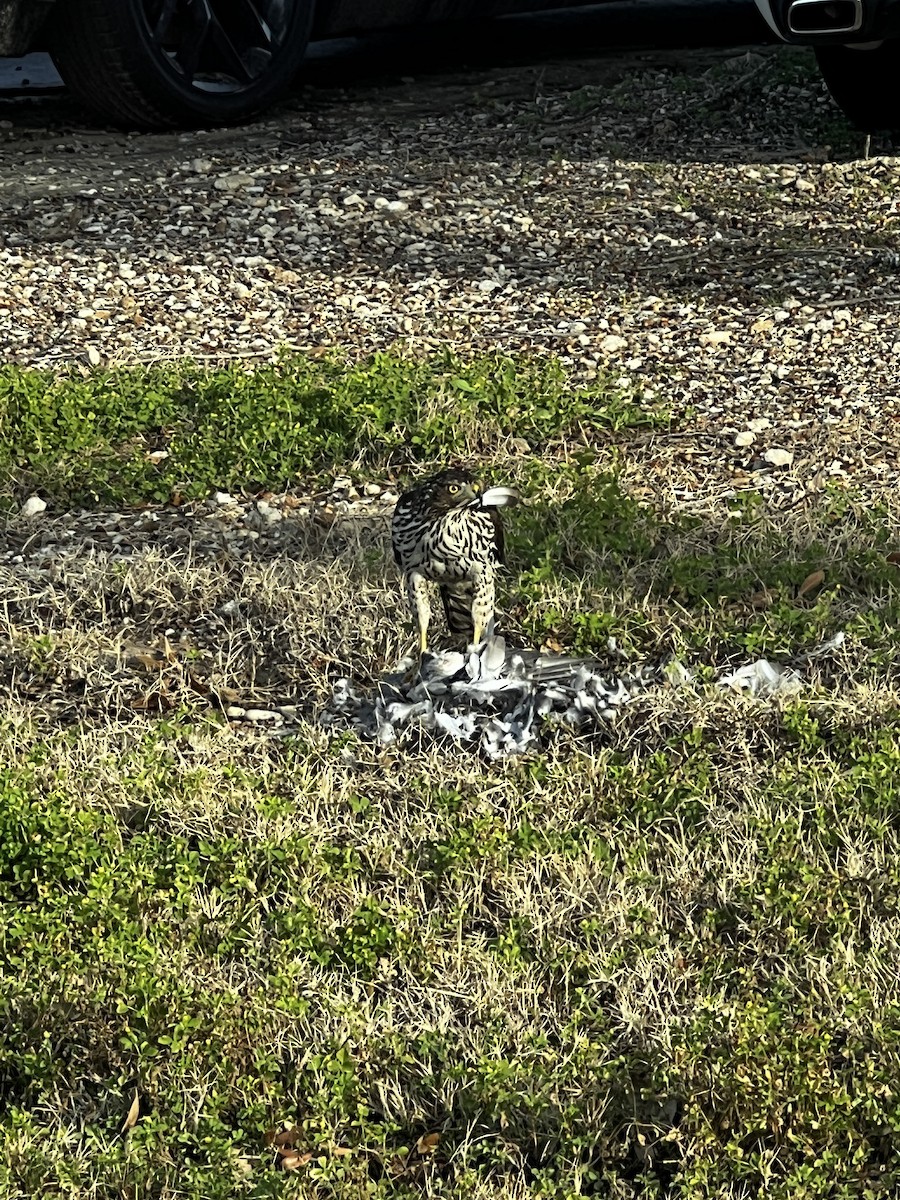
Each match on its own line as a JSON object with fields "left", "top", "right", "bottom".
{"left": 787, "top": 0, "right": 863, "bottom": 33}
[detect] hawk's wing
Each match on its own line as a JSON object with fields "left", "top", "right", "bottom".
{"left": 391, "top": 494, "right": 418, "bottom": 568}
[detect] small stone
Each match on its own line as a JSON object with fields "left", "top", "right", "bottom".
{"left": 191, "top": 158, "right": 213, "bottom": 173}
{"left": 364, "top": 482, "right": 382, "bottom": 496}
{"left": 214, "top": 491, "right": 235, "bottom": 505}
{"left": 764, "top": 448, "right": 794, "bottom": 468}
{"left": 747, "top": 417, "right": 772, "bottom": 433}
{"left": 386, "top": 200, "right": 408, "bottom": 213}
{"left": 734, "top": 430, "right": 755, "bottom": 448}
{"left": 21, "top": 495, "right": 47, "bottom": 518}
{"left": 225, "top": 705, "right": 246, "bottom": 718}
{"left": 700, "top": 330, "right": 732, "bottom": 346}
{"left": 600, "top": 335, "right": 628, "bottom": 353}
{"left": 86, "top": 346, "right": 101, "bottom": 366}
{"left": 245, "top": 708, "right": 279, "bottom": 722}
{"left": 256, "top": 499, "right": 282, "bottom": 524}
{"left": 213, "top": 172, "right": 255, "bottom": 192}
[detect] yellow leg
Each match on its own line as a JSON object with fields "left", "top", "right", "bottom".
{"left": 472, "top": 570, "right": 494, "bottom": 648}
{"left": 408, "top": 571, "right": 431, "bottom": 659}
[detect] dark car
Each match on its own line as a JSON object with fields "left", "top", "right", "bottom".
{"left": 0, "top": 0, "right": 892, "bottom": 131}
{"left": 754, "top": 0, "right": 900, "bottom": 130}
{"left": 3, "top": 0, "right": 505, "bottom": 129}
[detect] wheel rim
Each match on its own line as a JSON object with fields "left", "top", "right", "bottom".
{"left": 142, "top": 0, "right": 294, "bottom": 94}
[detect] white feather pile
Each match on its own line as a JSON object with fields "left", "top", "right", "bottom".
{"left": 322, "top": 632, "right": 648, "bottom": 758}
{"left": 320, "top": 631, "right": 846, "bottom": 758}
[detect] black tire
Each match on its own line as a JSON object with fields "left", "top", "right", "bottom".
{"left": 815, "top": 40, "right": 900, "bottom": 133}
{"left": 48, "top": 0, "right": 315, "bottom": 131}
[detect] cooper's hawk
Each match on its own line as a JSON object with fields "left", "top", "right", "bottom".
{"left": 391, "top": 467, "right": 516, "bottom": 655}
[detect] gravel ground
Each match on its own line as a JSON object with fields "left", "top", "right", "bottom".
{"left": 1, "top": 44, "right": 897, "bottom": 409}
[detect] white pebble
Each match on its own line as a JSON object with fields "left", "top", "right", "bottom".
{"left": 256, "top": 499, "right": 282, "bottom": 524}
{"left": 21, "top": 496, "right": 47, "bottom": 518}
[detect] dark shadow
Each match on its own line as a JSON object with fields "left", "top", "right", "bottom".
{"left": 300, "top": 0, "right": 775, "bottom": 88}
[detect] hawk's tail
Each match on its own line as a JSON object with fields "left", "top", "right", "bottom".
{"left": 440, "top": 581, "right": 475, "bottom": 637}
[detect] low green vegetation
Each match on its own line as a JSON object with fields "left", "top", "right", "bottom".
{"left": 0, "top": 352, "right": 657, "bottom": 507}
{"left": 1, "top": 353, "right": 899, "bottom": 1199}
{"left": 509, "top": 468, "right": 900, "bottom": 666}
{"left": 3, "top": 704, "right": 900, "bottom": 1199}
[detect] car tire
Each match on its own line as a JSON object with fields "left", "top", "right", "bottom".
{"left": 815, "top": 40, "right": 900, "bottom": 133}
{"left": 48, "top": 0, "right": 315, "bottom": 131}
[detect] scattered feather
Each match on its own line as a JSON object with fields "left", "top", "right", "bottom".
{"left": 717, "top": 658, "right": 802, "bottom": 697}
{"left": 479, "top": 486, "right": 519, "bottom": 509}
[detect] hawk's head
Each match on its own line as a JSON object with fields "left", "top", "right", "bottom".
{"left": 419, "top": 467, "right": 482, "bottom": 514}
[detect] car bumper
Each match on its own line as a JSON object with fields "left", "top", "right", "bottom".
{"left": 754, "top": 0, "right": 900, "bottom": 42}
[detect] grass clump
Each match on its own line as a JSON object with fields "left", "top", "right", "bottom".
{"left": 0, "top": 351, "right": 659, "bottom": 507}
{"left": 507, "top": 464, "right": 900, "bottom": 669}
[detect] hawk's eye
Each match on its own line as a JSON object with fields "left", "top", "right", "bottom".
{"left": 447, "top": 483, "right": 459, "bottom": 494}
